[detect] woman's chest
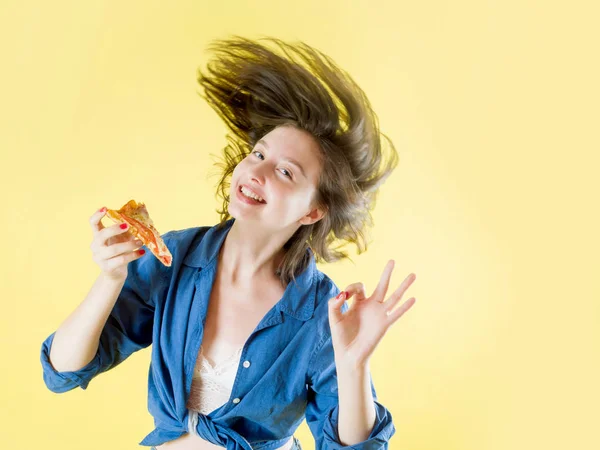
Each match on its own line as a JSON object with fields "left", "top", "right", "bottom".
{"left": 200, "top": 276, "right": 285, "bottom": 364}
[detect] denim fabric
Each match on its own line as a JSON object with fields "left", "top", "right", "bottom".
{"left": 40, "top": 218, "right": 395, "bottom": 449}
{"left": 150, "top": 436, "right": 301, "bottom": 450}
{"left": 150, "top": 437, "right": 301, "bottom": 450}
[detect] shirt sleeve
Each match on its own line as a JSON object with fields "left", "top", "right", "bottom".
{"left": 40, "top": 241, "right": 164, "bottom": 393}
{"left": 305, "top": 321, "right": 396, "bottom": 449}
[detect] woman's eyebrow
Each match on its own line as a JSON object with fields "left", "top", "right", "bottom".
{"left": 257, "top": 139, "right": 307, "bottom": 178}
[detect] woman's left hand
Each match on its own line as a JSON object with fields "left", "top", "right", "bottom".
{"left": 328, "top": 260, "right": 417, "bottom": 370}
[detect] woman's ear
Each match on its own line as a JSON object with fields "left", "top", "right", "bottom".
{"left": 299, "top": 205, "right": 327, "bottom": 226}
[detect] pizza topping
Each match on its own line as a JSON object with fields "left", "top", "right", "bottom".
{"left": 105, "top": 199, "right": 172, "bottom": 266}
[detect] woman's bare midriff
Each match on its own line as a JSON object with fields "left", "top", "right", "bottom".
{"left": 154, "top": 432, "right": 232, "bottom": 449}
{"left": 154, "top": 433, "right": 294, "bottom": 449}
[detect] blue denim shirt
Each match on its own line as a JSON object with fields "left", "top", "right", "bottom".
{"left": 40, "top": 218, "right": 396, "bottom": 449}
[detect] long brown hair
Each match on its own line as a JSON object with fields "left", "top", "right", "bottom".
{"left": 196, "top": 35, "right": 399, "bottom": 287}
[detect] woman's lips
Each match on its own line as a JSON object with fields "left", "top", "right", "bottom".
{"left": 236, "top": 184, "right": 266, "bottom": 205}
{"left": 240, "top": 184, "right": 266, "bottom": 202}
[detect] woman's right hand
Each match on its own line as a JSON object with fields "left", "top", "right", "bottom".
{"left": 89, "top": 207, "right": 146, "bottom": 282}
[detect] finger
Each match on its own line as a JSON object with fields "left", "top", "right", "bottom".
{"left": 344, "top": 282, "right": 367, "bottom": 301}
{"left": 372, "top": 259, "right": 395, "bottom": 303}
{"left": 101, "top": 239, "right": 144, "bottom": 260}
{"left": 103, "top": 247, "right": 146, "bottom": 272}
{"left": 98, "top": 222, "right": 133, "bottom": 247}
{"left": 90, "top": 207, "right": 107, "bottom": 233}
{"left": 387, "top": 297, "right": 416, "bottom": 324}
{"left": 328, "top": 291, "right": 347, "bottom": 324}
{"left": 383, "top": 273, "right": 416, "bottom": 311}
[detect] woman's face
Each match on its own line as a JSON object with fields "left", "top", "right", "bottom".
{"left": 229, "top": 125, "right": 325, "bottom": 230}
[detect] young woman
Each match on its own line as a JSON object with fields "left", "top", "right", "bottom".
{"left": 41, "top": 36, "right": 417, "bottom": 449}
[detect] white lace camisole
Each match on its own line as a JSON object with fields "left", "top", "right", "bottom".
{"left": 186, "top": 343, "right": 244, "bottom": 419}
{"left": 185, "top": 344, "right": 295, "bottom": 450}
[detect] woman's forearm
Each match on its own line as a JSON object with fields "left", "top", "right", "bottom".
{"left": 49, "top": 272, "right": 125, "bottom": 372}
{"left": 335, "top": 359, "right": 377, "bottom": 445}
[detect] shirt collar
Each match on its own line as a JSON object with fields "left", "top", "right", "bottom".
{"left": 183, "top": 218, "right": 318, "bottom": 321}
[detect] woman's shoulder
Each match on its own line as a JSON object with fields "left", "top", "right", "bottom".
{"left": 144, "top": 225, "right": 214, "bottom": 275}
{"left": 314, "top": 270, "right": 340, "bottom": 300}
{"left": 159, "top": 225, "right": 214, "bottom": 254}
{"left": 311, "top": 270, "right": 347, "bottom": 322}
{"left": 161, "top": 225, "right": 212, "bottom": 242}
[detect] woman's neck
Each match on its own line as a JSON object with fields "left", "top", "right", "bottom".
{"left": 218, "top": 219, "right": 289, "bottom": 284}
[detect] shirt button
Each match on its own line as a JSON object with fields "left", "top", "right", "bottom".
{"left": 242, "top": 360, "right": 250, "bottom": 368}
{"left": 232, "top": 397, "right": 241, "bottom": 404}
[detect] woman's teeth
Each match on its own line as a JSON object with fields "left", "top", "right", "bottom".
{"left": 240, "top": 186, "right": 265, "bottom": 203}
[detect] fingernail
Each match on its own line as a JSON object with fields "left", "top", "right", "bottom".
{"left": 336, "top": 291, "right": 346, "bottom": 300}
{"left": 98, "top": 207, "right": 107, "bottom": 213}
{"left": 120, "top": 223, "right": 128, "bottom": 229}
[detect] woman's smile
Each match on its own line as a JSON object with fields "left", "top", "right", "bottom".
{"left": 236, "top": 184, "right": 267, "bottom": 205}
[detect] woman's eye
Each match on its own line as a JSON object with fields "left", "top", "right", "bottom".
{"left": 253, "top": 151, "right": 293, "bottom": 179}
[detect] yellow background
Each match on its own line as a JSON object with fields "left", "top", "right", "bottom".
{"left": 1, "top": 0, "right": 598, "bottom": 449}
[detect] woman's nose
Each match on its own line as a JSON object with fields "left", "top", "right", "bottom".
{"left": 247, "top": 167, "right": 266, "bottom": 185}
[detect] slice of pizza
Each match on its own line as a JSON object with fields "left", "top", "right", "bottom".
{"left": 105, "top": 199, "right": 173, "bottom": 267}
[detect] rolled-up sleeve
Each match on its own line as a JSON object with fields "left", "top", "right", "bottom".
{"left": 305, "top": 325, "right": 396, "bottom": 449}
{"left": 40, "top": 238, "right": 166, "bottom": 393}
